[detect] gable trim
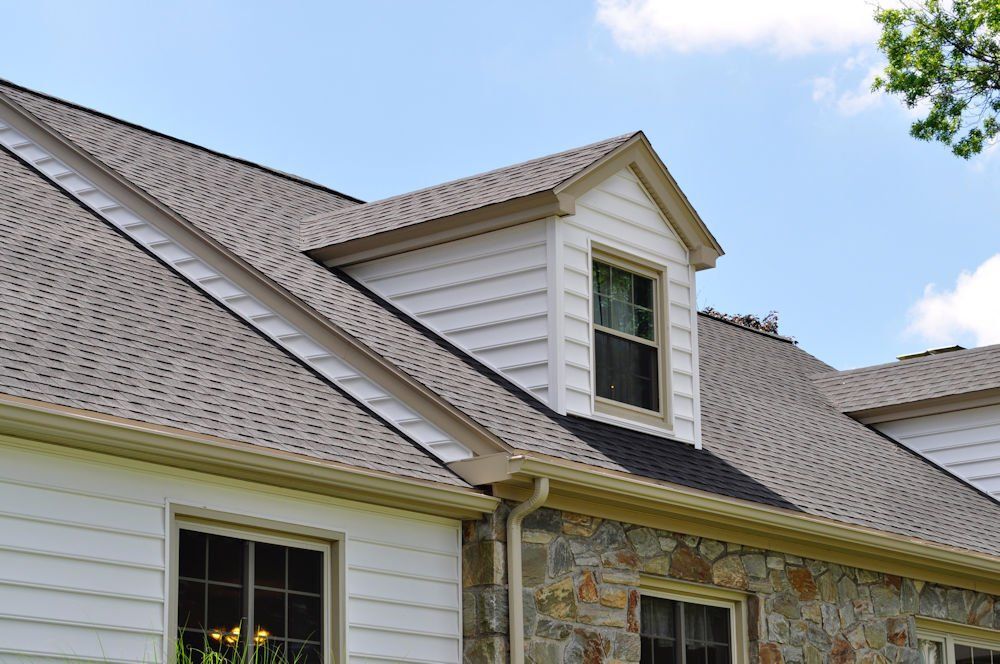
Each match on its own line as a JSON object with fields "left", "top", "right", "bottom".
{"left": 0, "top": 89, "right": 510, "bottom": 466}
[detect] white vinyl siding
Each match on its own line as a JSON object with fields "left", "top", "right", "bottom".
{"left": 0, "top": 437, "right": 464, "bottom": 663}
{"left": 562, "top": 168, "right": 700, "bottom": 443}
{"left": 347, "top": 169, "right": 702, "bottom": 444}
{"left": 347, "top": 221, "right": 552, "bottom": 402}
{"left": 875, "top": 403, "right": 1000, "bottom": 500}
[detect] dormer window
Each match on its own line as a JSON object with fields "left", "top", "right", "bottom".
{"left": 592, "top": 252, "right": 669, "bottom": 428}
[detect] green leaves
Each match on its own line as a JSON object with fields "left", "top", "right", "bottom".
{"left": 873, "top": 0, "right": 1000, "bottom": 158}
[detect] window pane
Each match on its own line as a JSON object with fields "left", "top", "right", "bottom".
{"left": 595, "top": 294, "right": 612, "bottom": 328}
{"left": 595, "top": 331, "right": 659, "bottom": 411}
{"left": 919, "top": 639, "right": 945, "bottom": 664}
{"left": 178, "top": 579, "right": 206, "bottom": 631}
{"left": 706, "top": 605, "right": 731, "bottom": 644}
{"left": 255, "top": 588, "right": 286, "bottom": 638}
{"left": 593, "top": 261, "right": 611, "bottom": 297}
{"left": 972, "top": 649, "right": 992, "bottom": 664}
{"left": 956, "top": 645, "right": 974, "bottom": 664}
{"left": 687, "top": 643, "right": 708, "bottom": 664}
{"left": 255, "top": 542, "right": 286, "bottom": 589}
{"left": 289, "top": 548, "right": 323, "bottom": 594}
{"left": 611, "top": 266, "right": 632, "bottom": 301}
{"left": 179, "top": 530, "right": 206, "bottom": 579}
{"left": 640, "top": 596, "right": 676, "bottom": 638}
{"left": 685, "top": 602, "right": 707, "bottom": 642}
{"left": 633, "top": 274, "right": 653, "bottom": 309}
{"left": 208, "top": 534, "right": 245, "bottom": 584}
{"left": 707, "top": 644, "right": 732, "bottom": 664}
{"left": 207, "top": 584, "right": 244, "bottom": 633}
{"left": 289, "top": 594, "right": 323, "bottom": 642}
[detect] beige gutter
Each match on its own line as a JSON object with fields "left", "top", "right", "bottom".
{"left": 0, "top": 393, "right": 498, "bottom": 520}
{"left": 506, "top": 477, "right": 549, "bottom": 664}
{"left": 456, "top": 452, "right": 1000, "bottom": 594}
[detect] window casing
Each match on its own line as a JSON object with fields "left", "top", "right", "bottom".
{"left": 640, "top": 576, "right": 748, "bottom": 664}
{"left": 174, "top": 520, "right": 331, "bottom": 663}
{"left": 592, "top": 250, "right": 670, "bottom": 429}
{"left": 918, "top": 620, "right": 1000, "bottom": 664}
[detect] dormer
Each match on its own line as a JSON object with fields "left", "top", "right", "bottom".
{"left": 302, "top": 132, "right": 723, "bottom": 445}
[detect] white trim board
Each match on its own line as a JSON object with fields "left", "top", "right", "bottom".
{"left": 0, "top": 118, "right": 473, "bottom": 464}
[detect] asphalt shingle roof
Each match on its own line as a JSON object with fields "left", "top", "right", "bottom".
{"left": 0, "top": 142, "right": 467, "bottom": 488}
{"left": 813, "top": 344, "right": 1000, "bottom": 413}
{"left": 3, "top": 81, "right": 1000, "bottom": 557}
{"left": 299, "top": 132, "right": 636, "bottom": 251}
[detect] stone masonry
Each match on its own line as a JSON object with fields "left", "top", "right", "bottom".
{"left": 462, "top": 504, "right": 999, "bottom": 664}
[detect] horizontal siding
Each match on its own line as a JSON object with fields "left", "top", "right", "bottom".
{"left": 562, "top": 168, "right": 700, "bottom": 443}
{"left": 0, "top": 438, "right": 463, "bottom": 663}
{"left": 876, "top": 403, "right": 1000, "bottom": 500}
{"left": 347, "top": 221, "right": 552, "bottom": 402}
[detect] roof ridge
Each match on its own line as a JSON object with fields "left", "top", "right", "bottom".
{"left": 0, "top": 76, "right": 365, "bottom": 204}
{"left": 819, "top": 342, "right": 1000, "bottom": 379}
{"left": 303, "top": 131, "right": 639, "bottom": 223}
{"left": 696, "top": 310, "right": 796, "bottom": 344}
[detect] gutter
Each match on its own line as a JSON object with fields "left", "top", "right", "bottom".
{"left": 0, "top": 393, "right": 498, "bottom": 520}
{"left": 453, "top": 452, "right": 1000, "bottom": 595}
{"left": 506, "top": 477, "right": 549, "bottom": 664}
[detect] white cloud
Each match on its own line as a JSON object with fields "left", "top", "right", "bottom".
{"left": 907, "top": 254, "right": 1000, "bottom": 347}
{"left": 832, "top": 64, "right": 884, "bottom": 115}
{"left": 595, "top": 0, "right": 882, "bottom": 56}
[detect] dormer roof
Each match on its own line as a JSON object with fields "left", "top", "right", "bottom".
{"left": 301, "top": 131, "right": 724, "bottom": 269}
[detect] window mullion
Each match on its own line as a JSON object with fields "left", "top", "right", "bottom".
{"left": 246, "top": 541, "right": 255, "bottom": 659}
{"left": 677, "top": 601, "right": 687, "bottom": 664}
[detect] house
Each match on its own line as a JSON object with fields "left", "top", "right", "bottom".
{"left": 0, "top": 79, "right": 997, "bottom": 664}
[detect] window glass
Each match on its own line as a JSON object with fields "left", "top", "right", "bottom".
{"left": 177, "top": 528, "right": 324, "bottom": 661}
{"left": 593, "top": 259, "right": 661, "bottom": 413}
{"left": 641, "top": 596, "right": 732, "bottom": 664}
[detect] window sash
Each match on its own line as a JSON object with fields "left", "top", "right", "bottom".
{"left": 918, "top": 627, "right": 1000, "bottom": 664}
{"left": 640, "top": 595, "right": 734, "bottom": 664}
{"left": 175, "top": 521, "right": 330, "bottom": 662}
{"left": 592, "top": 253, "right": 666, "bottom": 418}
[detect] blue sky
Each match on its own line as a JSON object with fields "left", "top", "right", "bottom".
{"left": 3, "top": 1, "right": 997, "bottom": 369}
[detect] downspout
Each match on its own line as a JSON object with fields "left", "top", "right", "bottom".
{"left": 506, "top": 477, "right": 549, "bottom": 663}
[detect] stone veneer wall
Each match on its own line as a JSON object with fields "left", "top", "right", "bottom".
{"left": 462, "top": 504, "right": 999, "bottom": 664}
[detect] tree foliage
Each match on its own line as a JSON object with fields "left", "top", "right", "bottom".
{"left": 702, "top": 307, "right": 781, "bottom": 335}
{"left": 873, "top": 0, "right": 1000, "bottom": 158}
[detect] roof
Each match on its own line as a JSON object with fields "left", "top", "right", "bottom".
{"left": 0, "top": 130, "right": 466, "bottom": 488}
{"left": 813, "top": 344, "right": 1000, "bottom": 413}
{"left": 299, "top": 132, "right": 636, "bottom": 252}
{"left": 3, "top": 80, "right": 1000, "bottom": 557}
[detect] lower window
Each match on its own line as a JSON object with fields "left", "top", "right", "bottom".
{"left": 176, "top": 525, "right": 328, "bottom": 663}
{"left": 919, "top": 621, "right": 1000, "bottom": 664}
{"left": 641, "top": 595, "right": 733, "bottom": 664}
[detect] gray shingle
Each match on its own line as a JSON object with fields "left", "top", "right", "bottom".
{"left": 299, "top": 133, "right": 636, "bottom": 251}
{"left": 813, "top": 344, "right": 1000, "bottom": 413}
{"left": 0, "top": 144, "right": 467, "bottom": 487}
{"left": 4, "top": 81, "right": 1000, "bottom": 557}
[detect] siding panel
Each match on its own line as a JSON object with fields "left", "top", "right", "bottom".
{"left": 0, "top": 439, "right": 464, "bottom": 663}
{"left": 347, "top": 221, "right": 551, "bottom": 403}
{"left": 876, "top": 403, "right": 1000, "bottom": 499}
{"left": 562, "top": 168, "right": 701, "bottom": 444}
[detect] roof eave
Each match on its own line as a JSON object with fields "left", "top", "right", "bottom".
{"left": 304, "top": 189, "right": 572, "bottom": 266}
{"left": 0, "top": 393, "right": 498, "bottom": 520}
{"left": 457, "top": 451, "right": 1000, "bottom": 594}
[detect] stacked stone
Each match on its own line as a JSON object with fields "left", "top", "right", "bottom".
{"left": 462, "top": 504, "right": 999, "bottom": 664}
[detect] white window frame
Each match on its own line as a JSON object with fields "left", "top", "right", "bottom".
{"left": 640, "top": 575, "right": 749, "bottom": 664}
{"left": 590, "top": 245, "right": 673, "bottom": 431}
{"left": 166, "top": 503, "right": 345, "bottom": 664}
{"left": 917, "top": 617, "right": 1000, "bottom": 664}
